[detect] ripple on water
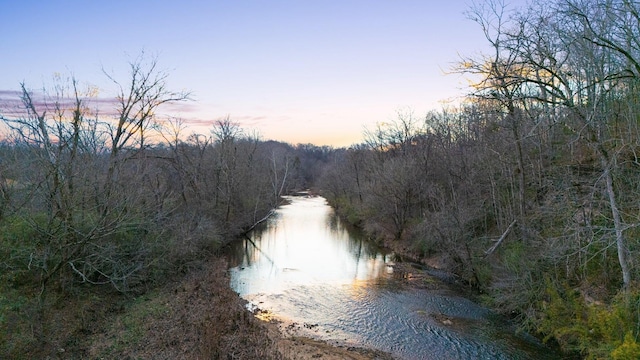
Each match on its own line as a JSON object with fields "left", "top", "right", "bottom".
{"left": 243, "top": 282, "right": 554, "bottom": 360}
{"left": 229, "top": 195, "right": 559, "bottom": 360}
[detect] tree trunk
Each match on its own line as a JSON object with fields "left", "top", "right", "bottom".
{"left": 601, "top": 154, "right": 631, "bottom": 289}
{"left": 507, "top": 103, "right": 527, "bottom": 242}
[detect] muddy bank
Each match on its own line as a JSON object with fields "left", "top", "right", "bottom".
{"left": 276, "top": 336, "right": 394, "bottom": 360}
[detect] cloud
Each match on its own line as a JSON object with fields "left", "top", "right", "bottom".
{"left": 181, "top": 117, "right": 219, "bottom": 127}
{"left": 163, "top": 101, "right": 200, "bottom": 114}
{"left": 176, "top": 113, "right": 294, "bottom": 134}
{"left": 0, "top": 89, "right": 22, "bottom": 98}
{"left": 0, "top": 89, "right": 27, "bottom": 117}
{"left": 233, "top": 115, "right": 271, "bottom": 126}
{"left": 0, "top": 88, "right": 290, "bottom": 141}
{"left": 0, "top": 88, "right": 202, "bottom": 120}
{"left": 0, "top": 89, "right": 23, "bottom": 106}
{"left": 181, "top": 115, "right": 269, "bottom": 128}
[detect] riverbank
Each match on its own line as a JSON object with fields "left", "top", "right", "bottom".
{"left": 3, "top": 196, "right": 559, "bottom": 359}
{"left": 83, "top": 256, "right": 393, "bottom": 359}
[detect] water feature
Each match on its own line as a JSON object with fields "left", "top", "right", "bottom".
{"left": 227, "top": 195, "right": 559, "bottom": 359}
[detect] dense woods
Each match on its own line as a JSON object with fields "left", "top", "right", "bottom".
{"left": 320, "top": 1, "right": 640, "bottom": 358}
{"left": 0, "top": 56, "right": 327, "bottom": 357}
{"left": 3, "top": 0, "right": 640, "bottom": 358}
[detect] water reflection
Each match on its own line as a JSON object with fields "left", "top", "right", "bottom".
{"left": 228, "top": 195, "right": 558, "bottom": 360}
{"left": 228, "top": 196, "right": 392, "bottom": 297}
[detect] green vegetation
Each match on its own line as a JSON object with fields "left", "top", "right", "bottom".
{"left": 539, "top": 285, "right": 640, "bottom": 359}
{"left": 0, "top": 56, "right": 323, "bottom": 358}
{"left": 3, "top": 1, "right": 640, "bottom": 358}
{"left": 317, "top": 1, "right": 640, "bottom": 358}
{"left": 100, "top": 293, "right": 170, "bottom": 354}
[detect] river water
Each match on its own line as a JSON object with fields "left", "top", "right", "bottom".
{"left": 228, "top": 195, "right": 559, "bottom": 359}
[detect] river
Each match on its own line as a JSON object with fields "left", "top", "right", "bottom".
{"left": 227, "top": 195, "right": 559, "bottom": 359}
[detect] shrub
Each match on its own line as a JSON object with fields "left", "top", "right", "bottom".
{"left": 539, "top": 281, "right": 640, "bottom": 359}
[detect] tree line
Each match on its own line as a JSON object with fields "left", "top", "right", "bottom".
{"left": 318, "top": 0, "right": 640, "bottom": 358}
{"left": 3, "top": 0, "right": 640, "bottom": 357}
{"left": 0, "top": 55, "right": 336, "bottom": 356}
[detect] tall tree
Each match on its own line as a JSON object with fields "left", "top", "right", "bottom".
{"left": 458, "top": 0, "right": 530, "bottom": 239}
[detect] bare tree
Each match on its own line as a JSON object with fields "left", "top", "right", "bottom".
{"left": 530, "top": 0, "right": 636, "bottom": 289}
{"left": 457, "top": 0, "right": 531, "bottom": 239}
{"left": 101, "top": 54, "right": 191, "bottom": 213}
{"left": 1, "top": 78, "right": 89, "bottom": 292}
{"left": 460, "top": 0, "right": 638, "bottom": 290}
{"left": 0, "top": 54, "right": 192, "bottom": 294}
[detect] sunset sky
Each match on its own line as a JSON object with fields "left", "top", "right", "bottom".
{"left": 1, "top": 0, "right": 526, "bottom": 147}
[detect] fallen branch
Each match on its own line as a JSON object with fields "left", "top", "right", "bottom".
{"left": 242, "top": 209, "right": 276, "bottom": 235}
{"left": 484, "top": 220, "right": 517, "bottom": 257}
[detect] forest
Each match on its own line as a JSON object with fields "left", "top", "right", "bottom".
{"left": 318, "top": 1, "right": 640, "bottom": 358}
{"left": 2, "top": 0, "right": 640, "bottom": 358}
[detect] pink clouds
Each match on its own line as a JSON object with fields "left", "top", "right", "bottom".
{"left": 1, "top": 87, "right": 297, "bottom": 143}
{"left": 0, "top": 87, "right": 198, "bottom": 119}
{"left": 178, "top": 114, "right": 285, "bottom": 131}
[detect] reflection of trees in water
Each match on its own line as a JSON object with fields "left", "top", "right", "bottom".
{"left": 326, "top": 212, "right": 392, "bottom": 271}
{"left": 327, "top": 211, "right": 339, "bottom": 231}
{"left": 326, "top": 212, "right": 366, "bottom": 242}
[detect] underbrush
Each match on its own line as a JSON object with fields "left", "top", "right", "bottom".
{"left": 0, "top": 210, "right": 223, "bottom": 358}
{"left": 537, "top": 283, "right": 640, "bottom": 359}
{"left": 0, "top": 281, "right": 127, "bottom": 359}
{"left": 88, "top": 258, "right": 281, "bottom": 359}
{"left": 0, "top": 253, "right": 281, "bottom": 359}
